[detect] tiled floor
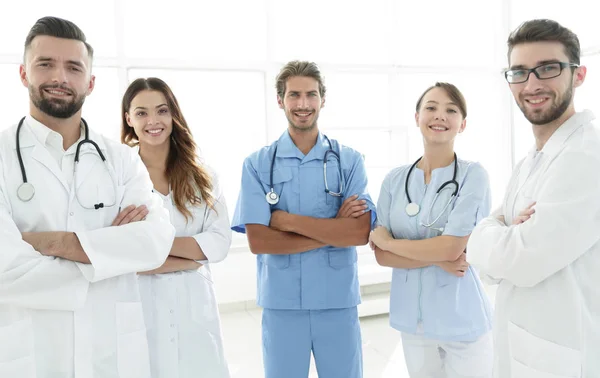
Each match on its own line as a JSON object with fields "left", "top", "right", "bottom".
{"left": 220, "top": 310, "right": 409, "bottom": 378}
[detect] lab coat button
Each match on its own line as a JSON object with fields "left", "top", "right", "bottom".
{"left": 69, "top": 212, "right": 74, "bottom": 216}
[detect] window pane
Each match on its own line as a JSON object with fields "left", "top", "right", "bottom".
{"left": 319, "top": 72, "right": 391, "bottom": 128}
{"left": 82, "top": 68, "right": 122, "bottom": 141}
{"left": 122, "top": 0, "right": 267, "bottom": 63}
{"left": 271, "top": 0, "right": 393, "bottom": 65}
{"left": 1, "top": 4, "right": 117, "bottom": 57}
{"left": 322, "top": 129, "right": 392, "bottom": 168}
{"left": 396, "top": 73, "right": 511, "bottom": 208}
{"left": 0, "top": 64, "right": 29, "bottom": 132}
{"left": 127, "top": 69, "right": 267, "bottom": 223}
{"left": 394, "top": 0, "right": 503, "bottom": 67}
{"left": 510, "top": 0, "right": 600, "bottom": 51}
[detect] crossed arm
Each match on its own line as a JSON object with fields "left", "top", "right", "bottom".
{"left": 21, "top": 205, "right": 202, "bottom": 274}
{"left": 246, "top": 195, "right": 371, "bottom": 255}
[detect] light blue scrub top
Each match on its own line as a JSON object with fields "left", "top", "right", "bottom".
{"left": 232, "top": 131, "right": 376, "bottom": 310}
{"left": 377, "top": 159, "right": 493, "bottom": 342}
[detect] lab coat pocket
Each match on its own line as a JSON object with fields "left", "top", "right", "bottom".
{"left": 0, "top": 318, "right": 36, "bottom": 378}
{"left": 508, "top": 321, "right": 581, "bottom": 378}
{"left": 261, "top": 254, "right": 290, "bottom": 269}
{"left": 116, "top": 302, "right": 151, "bottom": 378}
{"left": 328, "top": 248, "right": 357, "bottom": 269}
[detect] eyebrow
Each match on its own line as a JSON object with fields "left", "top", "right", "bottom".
{"left": 509, "top": 59, "right": 561, "bottom": 70}
{"left": 425, "top": 100, "right": 458, "bottom": 106}
{"left": 36, "top": 56, "right": 86, "bottom": 68}
{"left": 133, "top": 103, "right": 168, "bottom": 111}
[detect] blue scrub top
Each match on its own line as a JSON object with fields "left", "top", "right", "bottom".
{"left": 232, "top": 131, "right": 376, "bottom": 310}
{"left": 377, "top": 159, "right": 493, "bottom": 342}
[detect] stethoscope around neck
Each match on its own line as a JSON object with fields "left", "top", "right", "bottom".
{"left": 405, "top": 153, "right": 459, "bottom": 232}
{"left": 15, "top": 116, "right": 116, "bottom": 210}
{"left": 266, "top": 135, "right": 343, "bottom": 205}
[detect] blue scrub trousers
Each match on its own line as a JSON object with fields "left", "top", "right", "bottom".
{"left": 262, "top": 307, "right": 362, "bottom": 378}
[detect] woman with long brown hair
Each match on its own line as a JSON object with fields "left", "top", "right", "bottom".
{"left": 120, "top": 77, "right": 231, "bottom": 377}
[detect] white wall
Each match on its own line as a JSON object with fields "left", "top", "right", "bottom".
{"left": 1, "top": 0, "right": 599, "bottom": 305}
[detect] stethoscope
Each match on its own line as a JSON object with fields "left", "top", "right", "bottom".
{"left": 16, "top": 116, "right": 117, "bottom": 210}
{"left": 405, "top": 153, "right": 459, "bottom": 232}
{"left": 266, "top": 135, "right": 343, "bottom": 205}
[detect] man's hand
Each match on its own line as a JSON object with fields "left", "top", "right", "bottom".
{"left": 336, "top": 195, "right": 367, "bottom": 218}
{"left": 512, "top": 202, "right": 536, "bottom": 225}
{"left": 369, "top": 226, "right": 393, "bottom": 250}
{"left": 436, "top": 252, "right": 469, "bottom": 277}
{"left": 270, "top": 210, "right": 293, "bottom": 232}
{"left": 112, "top": 205, "right": 148, "bottom": 226}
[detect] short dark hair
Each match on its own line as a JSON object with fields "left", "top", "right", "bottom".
{"left": 415, "top": 82, "right": 467, "bottom": 119}
{"left": 24, "top": 16, "right": 94, "bottom": 60}
{"left": 507, "top": 19, "right": 580, "bottom": 65}
{"left": 276, "top": 60, "right": 326, "bottom": 99}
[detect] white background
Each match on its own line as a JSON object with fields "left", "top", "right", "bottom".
{"left": 2, "top": 0, "right": 599, "bottom": 305}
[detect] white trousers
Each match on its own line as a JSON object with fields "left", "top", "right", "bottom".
{"left": 400, "top": 331, "right": 493, "bottom": 378}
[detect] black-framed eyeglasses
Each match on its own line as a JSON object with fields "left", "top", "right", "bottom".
{"left": 504, "top": 62, "right": 579, "bottom": 84}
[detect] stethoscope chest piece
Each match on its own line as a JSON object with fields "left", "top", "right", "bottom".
{"left": 266, "top": 190, "right": 279, "bottom": 205}
{"left": 17, "top": 182, "right": 35, "bottom": 202}
{"left": 405, "top": 202, "right": 420, "bottom": 217}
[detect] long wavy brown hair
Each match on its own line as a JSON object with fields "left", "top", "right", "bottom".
{"left": 121, "top": 77, "right": 214, "bottom": 221}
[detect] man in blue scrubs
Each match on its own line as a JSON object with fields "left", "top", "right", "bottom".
{"left": 231, "top": 60, "right": 376, "bottom": 378}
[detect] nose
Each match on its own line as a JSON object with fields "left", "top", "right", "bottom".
{"left": 146, "top": 115, "right": 159, "bottom": 125}
{"left": 298, "top": 95, "right": 309, "bottom": 109}
{"left": 523, "top": 71, "right": 544, "bottom": 93}
{"left": 51, "top": 66, "right": 68, "bottom": 84}
{"left": 434, "top": 110, "right": 446, "bottom": 121}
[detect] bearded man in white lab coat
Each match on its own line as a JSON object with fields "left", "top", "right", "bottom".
{"left": 0, "top": 16, "right": 175, "bottom": 378}
{"left": 468, "top": 19, "right": 599, "bottom": 378}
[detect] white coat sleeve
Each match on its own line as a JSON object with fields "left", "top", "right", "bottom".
{"left": 467, "top": 150, "right": 600, "bottom": 287}
{"left": 75, "top": 147, "right": 175, "bottom": 282}
{"left": 192, "top": 172, "right": 232, "bottom": 263}
{"left": 0, "top": 154, "right": 90, "bottom": 310}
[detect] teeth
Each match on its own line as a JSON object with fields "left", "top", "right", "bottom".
{"left": 430, "top": 126, "right": 446, "bottom": 131}
{"left": 529, "top": 99, "right": 545, "bottom": 104}
{"left": 147, "top": 129, "right": 163, "bottom": 134}
{"left": 295, "top": 113, "right": 310, "bottom": 117}
{"left": 47, "top": 90, "right": 68, "bottom": 95}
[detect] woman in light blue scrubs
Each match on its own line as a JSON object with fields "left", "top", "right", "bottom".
{"left": 369, "top": 82, "right": 493, "bottom": 378}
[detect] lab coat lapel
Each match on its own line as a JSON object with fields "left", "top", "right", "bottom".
{"left": 25, "top": 134, "right": 71, "bottom": 194}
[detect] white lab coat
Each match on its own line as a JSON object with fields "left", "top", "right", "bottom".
{"left": 467, "top": 110, "right": 600, "bottom": 378}
{"left": 0, "top": 116, "right": 175, "bottom": 378}
{"left": 137, "top": 169, "right": 231, "bottom": 378}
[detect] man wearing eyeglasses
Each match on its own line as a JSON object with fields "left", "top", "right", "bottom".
{"left": 467, "top": 19, "right": 600, "bottom": 377}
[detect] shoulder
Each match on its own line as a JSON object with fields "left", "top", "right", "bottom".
{"left": 244, "top": 143, "right": 276, "bottom": 172}
{"left": 330, "top": 138, "right": 363, "bottom": 161}
{"left": 382, "top": 164, "right": 413, "bottom": 189}
{"left": 458, "top": 158, "right": 489, "bottom": 183}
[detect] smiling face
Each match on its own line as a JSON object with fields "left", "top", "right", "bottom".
{"left": 125, "top": 90, "right": 173, "bottom": 147}
{"left": 508, "top": 41, "right": 585, "bottom": 126}
{"left": 20, "top": 35, "right": 95, "bottom": 119}
{"left": 278, "top": 76, "right": 325, "bottom": 132}
{"left": 415, "top": 87, "right": 466, "bottom": 146}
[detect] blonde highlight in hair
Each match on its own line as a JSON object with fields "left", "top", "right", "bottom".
{"left": 121, "top": 78, "right": 214, "bottom": 221}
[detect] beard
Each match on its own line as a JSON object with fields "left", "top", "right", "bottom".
{"left": 30, "top": 84, "right": 86, "bottom": 119}
{"left": 518, "top": 85, "right": 573, "bottom": 126}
